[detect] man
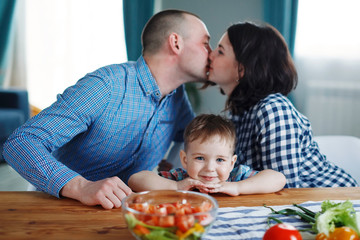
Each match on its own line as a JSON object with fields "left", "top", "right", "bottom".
{"left": 3, "top": 10, "right": 211, "bottom": 209}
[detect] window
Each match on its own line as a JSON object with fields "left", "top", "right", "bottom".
{"left": 294, "top": 0, "right": 360, "bottom": 137}
{"left": 25, "top": 0, "right": 127, "bottom": 109}
{"left": 295, "top": 0, "right": 360, "bottom": 59}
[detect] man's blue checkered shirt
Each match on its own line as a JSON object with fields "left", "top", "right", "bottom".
{"left": 232, "top": 93, "right": 358, "bottom": 188}
{"left": 3, "top": 56, "right": 195, "bottom": 197}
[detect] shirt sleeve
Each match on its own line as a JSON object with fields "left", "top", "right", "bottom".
{"left": 255, "top": 100, "right": 305, "bottom": 187}
{"left": 254, "top": 97, "right": 358, "bottom": 188}
{"left": 3, "top": 75, "right": 111, "bottom": 197}
{"left": 230, "top": 164, "right": 258, "bottom": 182}
{"left": 159, "top": 168, "right": 189, "bottom": 181}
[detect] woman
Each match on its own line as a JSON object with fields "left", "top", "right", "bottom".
{"left": 207, "top": 22, "right": 357, "bottom": 187}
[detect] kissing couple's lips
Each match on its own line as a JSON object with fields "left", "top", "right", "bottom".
{"left": 206, "top": 65, "right": 214, "bottom": 80}
{"left": 206, "top": 65, "right": 211, "bottom": 73}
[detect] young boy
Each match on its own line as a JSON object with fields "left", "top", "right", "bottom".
{"left": 128, "top": 114, "right": 286, "bottom": 196}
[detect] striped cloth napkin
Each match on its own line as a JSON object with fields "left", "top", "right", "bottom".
{"left": 204, "top": 200, "right": 360, "bottom": 240}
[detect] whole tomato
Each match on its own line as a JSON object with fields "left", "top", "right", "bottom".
{"left": 263, "top": 223, "right": 302, "bottom": 240}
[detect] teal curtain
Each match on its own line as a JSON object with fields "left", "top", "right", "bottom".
{"left": 0, "top": 0, "right": 17, "bottom": 87}
{"left": 264, "top": 0, "right": 298, "bottom": 56}
{"left": 123, "top": 0, "right": 154, "bottom": 61}
{"left": 264, "top": 0, "right": 298, "bottom": 104}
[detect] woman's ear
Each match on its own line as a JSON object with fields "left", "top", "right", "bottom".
{"left": 168, "top": 33, "right": 182, "bottom": 54}
{"left": 179, "top": 150, "right": 188, "bottom": 169}
{"left": 238, "top": 63, "right": 245, "bottom": 79}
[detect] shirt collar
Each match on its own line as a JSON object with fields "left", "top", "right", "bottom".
{"left": 136, "top": 56, "right": 176, "bottom": 101}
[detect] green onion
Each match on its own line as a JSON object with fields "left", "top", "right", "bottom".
{"left": 264, "top": 204, "right": 315, "bottom": 223}
{"left": 293, "top": 204, "right": 316, "bottom": 218}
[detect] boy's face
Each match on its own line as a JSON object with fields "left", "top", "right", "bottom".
{"left": 180, "top": 135, "right": 237, "bottom": 184}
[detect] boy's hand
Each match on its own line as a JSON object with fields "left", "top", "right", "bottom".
{"left": 201, "top": 182, "right": 239, "bottom": 196}
{"left": 176, "top": 178, "right": 207, "bottom": 191}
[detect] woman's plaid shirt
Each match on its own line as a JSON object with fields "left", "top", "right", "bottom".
{"left": 232, "top": 93, "right": 357, "bottom": 188}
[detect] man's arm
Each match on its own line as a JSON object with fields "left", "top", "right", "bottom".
{"left": 61, "top": 175, "right": 132, "bottom": 209}
{"left": 3, "top": 75, "right": 111, "bottom": 197}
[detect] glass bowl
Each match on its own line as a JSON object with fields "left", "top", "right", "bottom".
{"left": 121, "top": 190, "right": 218, "bottom": 240}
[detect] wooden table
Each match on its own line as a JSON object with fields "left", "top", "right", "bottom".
{"left": 1, "top": 188, "right": 360, "bottom": 239}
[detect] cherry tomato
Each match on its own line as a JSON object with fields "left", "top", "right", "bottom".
{"left": 263, "top": 223, "right": 302, "bottom": 240}
{"left": 175, "top": 215, "right": 195, "bottom": 232}
{"left": 192, "top": 202, "right": 212, "bottom": 213}
{"left": 161, "top": 203, "right": 177, "bottom": 214}
{"left": 153, "top": 206, "right": 167, "bottom": 216}
{"left": 316, "top": 227, "right": 359, "bottom": 240}
{"left": 130, "top": 203, "right": 149, "bottom": 212}
{"left": 158, "top": 215, "right": 175, "bottom": 227}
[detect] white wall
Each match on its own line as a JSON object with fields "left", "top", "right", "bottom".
{"left": 159, "top": 0, "right": 264, "bottom": 114}
{"left": 294, "top": 58, "right": 360, "bottom": 137}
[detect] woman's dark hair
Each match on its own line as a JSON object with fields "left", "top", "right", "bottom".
{"left": 226, "top": 22, "right": 298, "bottom": 115}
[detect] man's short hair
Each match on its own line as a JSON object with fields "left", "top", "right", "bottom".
{"left": 141, "top": 9, "right": 200, "bottom": 56}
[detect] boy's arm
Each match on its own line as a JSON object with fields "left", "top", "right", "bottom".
{"left": 235, "top": 169, "right": 286, "bottom": 194}
{"left": 206, "top": 169, "right": 286, "bottom": 196}
{"left": 128, "top": 171, "right": 178, "bottom": 192}
{"left": 128, "top": 170, "right": 208, "bottom": 192}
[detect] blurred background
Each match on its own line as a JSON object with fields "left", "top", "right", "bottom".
{"left": 1, "top": 0, "right": 360, "bottom": 137}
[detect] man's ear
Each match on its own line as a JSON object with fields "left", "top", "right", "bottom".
{"left": 168, "top": 33, "right": 182, "bottom": 54}
{"left": 179, "top": 150, "right": 188, "bottom": 169}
